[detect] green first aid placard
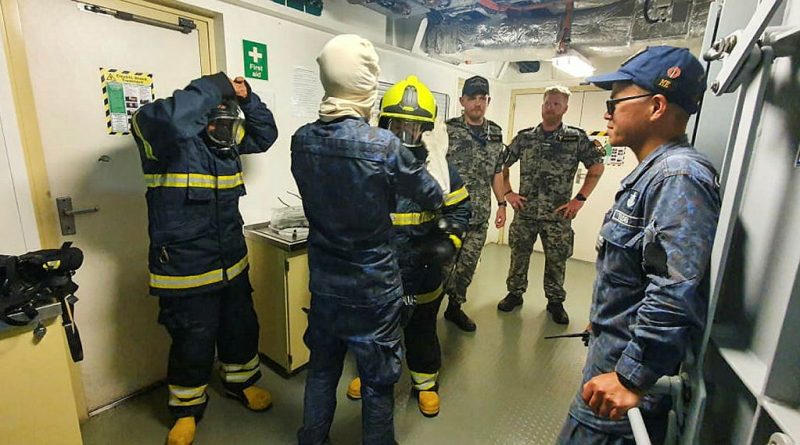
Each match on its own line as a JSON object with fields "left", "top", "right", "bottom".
{"left": 243, "top": 40, "right": 268, "bottom": 80}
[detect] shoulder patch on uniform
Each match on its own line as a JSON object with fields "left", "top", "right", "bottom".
{"left": 566, "top": 125, "right": 587, "bottom": 135}
{"left": 626, "top": 190, "right": 639, "bottom": 208}
{"left": 488, "top": 120, "right": 503, "bottom": 132}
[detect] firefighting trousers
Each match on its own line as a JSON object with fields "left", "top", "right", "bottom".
{"left": 157, "top": 274, "right": 261, "bottom": 419}
{"left": 404, "top": 294, "right": 444, "bottom": 390}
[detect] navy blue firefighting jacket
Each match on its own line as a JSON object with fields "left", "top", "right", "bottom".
{"left": 291, "top": 116, "right": 443, "bottom": 306}
{"left": 132, "top": 73, "right": 278, "bottom": 297}
{"left": 392, "top": 147, "right": 471, "bottom": 301}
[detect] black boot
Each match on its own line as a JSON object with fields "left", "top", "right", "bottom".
{"left": 546, "top": 302, "right": 569, "bottom": 325}
{"left": 444, "top": 303, "right": 476, "bottom": 332}
{"left": 497, "top": 293, "right": 523, "bottom": 312}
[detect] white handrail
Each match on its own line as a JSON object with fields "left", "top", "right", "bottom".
{"left": 629, "top": 407, "right": 653, "bottom": 445}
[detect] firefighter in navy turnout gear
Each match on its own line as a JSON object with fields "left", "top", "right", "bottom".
{"left": 346, "top": 76, "right": 472, "bottom": 418}
{"left": 293, "top": 36, "right": 444, "bottom": 445}
{"left": 131, "top": 72, "right": 278, "bottom": 445}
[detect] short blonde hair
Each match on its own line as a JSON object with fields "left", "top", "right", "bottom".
{"left": 544, "top": 85, "right": 571, "bottom": 100}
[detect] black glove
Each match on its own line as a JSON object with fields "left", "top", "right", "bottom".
{"left": 436, "top": 218, "right": 466, "bottom": 240}
{"left": 414, "top": 234, "right": 457, "bottom": 266}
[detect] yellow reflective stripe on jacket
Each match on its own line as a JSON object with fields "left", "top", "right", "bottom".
{"left": 131, "top": 112, "right": 157, "bottom": 161}
{"left": 144, "top": 173, "right": 245, "bottom": 189}
{"left": 390, "top": 211, "right": 436, "bottom": 226}
{"left": 168, "top": 384, "right": 208, "bottom": 407}
{"left": 150, "top": 256, "right": 249, "bottom": 290}
{"left": 412, "top": 285, "right": 442, "bottom": 305}
{"left": 443, "top": 186, "right": 468, "bottom": 207}
{"left": 409, "top": 371, "right": 439, "bottom": 391}
{"left": 226, "top": 255, "right": 249, "bottom": 281}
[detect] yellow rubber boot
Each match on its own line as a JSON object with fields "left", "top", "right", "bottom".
{"left": 166, "top": 417, "right": 196, "bottom": 445}
{"left": 346, "top": 377, "right": 362, "bottom": 400}
{"left": 417, "top": 391, "right": 440, "bottom": 417}
{"left": 241, "top": 386, "right": 272, "bottom": 411}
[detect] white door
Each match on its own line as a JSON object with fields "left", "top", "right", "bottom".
{"left": 14, "top": 0, "right": 210, "bottom": 410}
{"left": 504, "top": 90, "right": 637, "bottom": 262}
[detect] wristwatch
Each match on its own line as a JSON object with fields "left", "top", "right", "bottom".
{"left": 575, "top": 193, "right": 587, "bottom": 202}
{"left": 497, "top": 201, "right": 508, "bottom": 207}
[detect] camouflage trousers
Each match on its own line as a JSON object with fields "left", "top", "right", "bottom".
{"left": 506, "top": 216, "right": 574, "bottom": 302}
{"left": 442, "top": 221, "right": 488, "bottom": 305}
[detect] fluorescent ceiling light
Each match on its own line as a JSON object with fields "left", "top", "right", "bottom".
{"left": 551, "top": 50, "right": 596, "bottom": 78}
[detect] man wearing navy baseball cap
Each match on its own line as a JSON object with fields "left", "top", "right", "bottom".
{"left": 558, "top": 46, "right": 721, "bottom": 443}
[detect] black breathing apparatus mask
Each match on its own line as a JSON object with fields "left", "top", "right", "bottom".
{"left": 207, "top": 100, "right": 245, "bottom": 156}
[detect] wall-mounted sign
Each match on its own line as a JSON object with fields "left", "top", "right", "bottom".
{"left": 243, "top": 40, "right": 268, "bottom": 81}
{"left": 100, "top": 68, "right": 153, "bottom": 135}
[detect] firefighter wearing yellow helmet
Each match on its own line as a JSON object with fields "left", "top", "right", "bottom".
{"left": 346, "top": 75, "right": 472, "bottom": 418}
{"left": 378, "top": 75, "right": 438, "bottom": 147}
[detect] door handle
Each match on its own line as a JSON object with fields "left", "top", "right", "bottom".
{"left": 56, "top": 196, "right": 100, "bottom": 236}
{"left": 63, "top": 207, "right": 99, "bottom": 216}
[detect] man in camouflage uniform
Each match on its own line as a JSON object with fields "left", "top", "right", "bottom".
{"left": 558, "top": 46, "right": 720, "bottom": 443}
{"left": 442, "top": 75, "right": 508, "bottom": 332}
{"left": 497, "top": 85, "right": 605, "bottom": 324}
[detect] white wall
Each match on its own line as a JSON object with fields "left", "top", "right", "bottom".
{"left": 175, "top": 0, "right": 512, "bottom": 226}
{"left": 0, "top": 27, "right": 40, "bottom": 253}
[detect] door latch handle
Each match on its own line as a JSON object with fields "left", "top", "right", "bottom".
{"left": 56, "top": 197, "right": 99, "bottom": 236}
{"left": 62, "top": 206, "right": 99, "bottom": 216}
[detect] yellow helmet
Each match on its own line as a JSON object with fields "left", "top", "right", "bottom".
{"left": 379, "top": 75, "right": 437, "bottom": 131}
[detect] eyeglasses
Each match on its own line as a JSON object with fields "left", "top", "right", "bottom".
{"left": 605, "top": 93, "right": 656, "bottom": 115}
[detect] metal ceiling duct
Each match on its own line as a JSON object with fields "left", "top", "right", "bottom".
{"left": 423, "top": 0, "right": 712, "bottom": 62}
{"left": 350, "top": 0, "right": 712, "bottom": 63}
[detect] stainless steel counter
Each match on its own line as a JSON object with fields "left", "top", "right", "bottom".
{"left": 244, "top": 222, "right": 308, "bottom": 252}
{"left": 0, "top": 302, "right": 62, "bottom": 335}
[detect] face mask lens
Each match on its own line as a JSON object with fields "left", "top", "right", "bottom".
{"left": 389, "top": 119, "right": 423, "bottom": 148}
{"left": 207, "top": 111, "right": 244, "bottom": 148}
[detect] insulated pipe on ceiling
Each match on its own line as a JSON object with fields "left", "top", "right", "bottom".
{"left": 477, "top": 0, "right": 568, "bottom": 13}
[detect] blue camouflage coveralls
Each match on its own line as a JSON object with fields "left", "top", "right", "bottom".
{"left": 394, "top": 147, "right": 471, "bottom": 391}
{"left": 291, "top": 116, "right": 443, "bottom": 445}
{"left": 131, "top": 73, "right": 278, "bottom": 418}
{"left": 559, "top": 137, "right": 720, "bottom": 444}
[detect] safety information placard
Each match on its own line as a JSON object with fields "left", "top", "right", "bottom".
{"left": 99, "top": 68, "right": 154, "bottom": 135}
{"left": 590, "top": 130, "right": 626, "bottom": 166}
{"left": 292, "top": 66, "right": 324, "bottom": 118}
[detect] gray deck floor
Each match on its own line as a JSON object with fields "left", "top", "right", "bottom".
{"left": 81, "top": 244, "right": 597, "bottom": 444}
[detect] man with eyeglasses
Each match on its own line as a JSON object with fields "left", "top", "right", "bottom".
{"left": 496, "top": 85, "right": 605, "bottom": 324}
{"left": 558, "top": 46, "right": 721, "bottom": 444}
{"left": 441, "top": 76, "right": 508, "bottom": 332}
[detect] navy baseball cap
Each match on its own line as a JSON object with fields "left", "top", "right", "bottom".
{"left": 585, "top": 46, "right": 706, "bottom": 114}
{"left": 462, "top": 75, "right": 490, "bottom": 96}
